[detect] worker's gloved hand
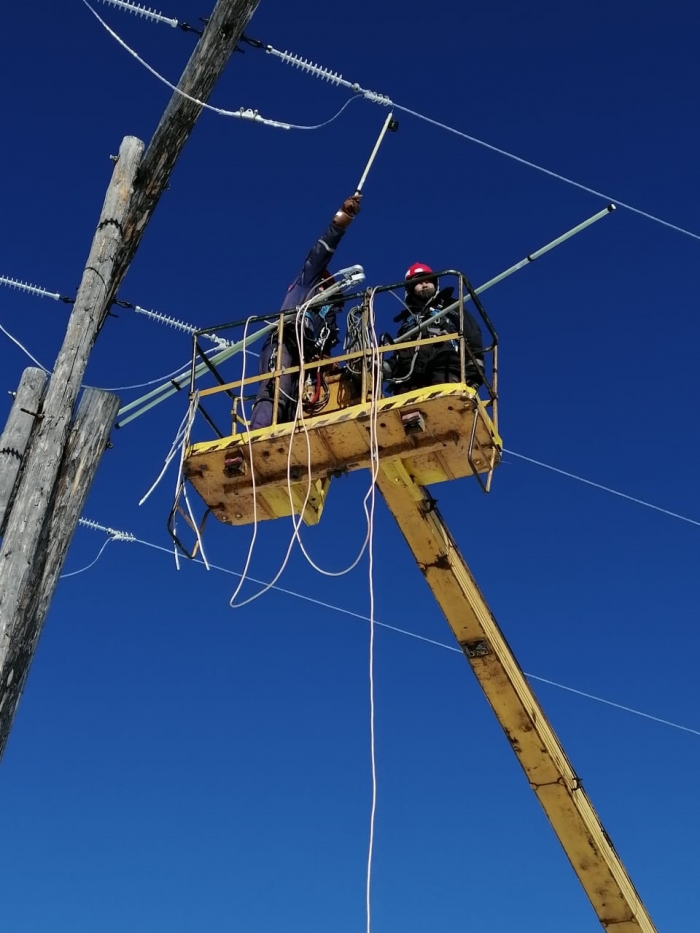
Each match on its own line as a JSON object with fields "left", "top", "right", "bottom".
{"left": 342, "top": 195, "right": 362, "bottom": 217}
{"left": 334, "top": 194, "right": 362, "bottom": 229}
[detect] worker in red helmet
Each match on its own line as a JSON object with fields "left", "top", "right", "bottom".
{"left": 249, "top": 194, "right": 362, "bottom": 430}
{"left": 384, "top": 263, "right": 485, "bottom": 391}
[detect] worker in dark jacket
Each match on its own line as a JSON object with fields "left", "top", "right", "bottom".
{"left": 249, "top": 194, "right": 362, "bottom": 430}
{"left": 386, "top": 262, "right": 484, "bottom": 391}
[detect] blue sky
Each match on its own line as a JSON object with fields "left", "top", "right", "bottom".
{"left": 1, "top": 1, "right": 699, "bottom": 930}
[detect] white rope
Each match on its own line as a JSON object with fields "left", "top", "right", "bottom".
{"left": 504, "top": 449, "right": 700, "bottom": 528}
{"left": 230, "top": 285, "right": 378, "bottom": 609}
{"left": 283, "top": 291, "right": 384, "bottom": 579}
{"left": 363, "top": 289, "right": 382, "bottom": 933}
{"left": 139, "top": 402, "right": 195, "bottom": 506}
{"left": 228, "top": 317, "right": 263, "bottom": 606}
{"left": 81, "top": 0, "right": 359, "bottom": 132}
{"left": 176, "top": 392, "right": 210, "bottom": 571}
{"left": 229, "top": 298, "right": 325, "bottom": 609}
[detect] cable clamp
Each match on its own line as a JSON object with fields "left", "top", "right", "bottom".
{"left": 241, "top": 34, "right": 265, "bottom": 48}
{"left": 363, "top": 90, "right": 393, "bottom": 106}
{"left": 178, "top": 21, "right": 203, "bottom": 36}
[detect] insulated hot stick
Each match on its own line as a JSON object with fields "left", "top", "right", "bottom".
{"left": 354, "top": 111, "right": 399, "bottom": 196}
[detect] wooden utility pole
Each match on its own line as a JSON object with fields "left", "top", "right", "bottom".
{"left": 0, "top": 0, "right": 262, "bottom": 760}
{"left": 0, "top": 367, "right": 47, "bottom": 534}
{"left": 107, "top": 0, "right": 263, "bottom": 312}
{"left": 0, "top": 390, "right": 120, "bottom": 752}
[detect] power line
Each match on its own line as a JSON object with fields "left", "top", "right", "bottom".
{"left": 253, "top": 38, "right": 700, "bottom": 244}
{"left": 60, "top": 538, "right": 114, "bottom": 578}
{"left": 389, "top": 103, "right": 700, "bottom": 243}
{"left": 0, "top": 321, "right": 50, "bottom": 372}
{"left": 81, "top": 0, "right": 360, "bottom": 131}
{"left": 0, "top": 270, "right": 230, "bottom": 347}
{"left": 504, "top": 449, "right": 700, "bottom": 529}
{"left": 0, "top": 311, "right": 224, "bottom": 394}
{"left": 526, "top": 674, "right": 700, "bottom": 738}
{"left": 73, "top": 522, "right": 700, "bottom": 739}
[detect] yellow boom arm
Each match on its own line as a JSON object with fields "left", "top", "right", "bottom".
{"left": 377, "top": 460, "right": 657, "bottom": 933}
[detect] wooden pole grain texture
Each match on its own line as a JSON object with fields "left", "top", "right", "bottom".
{"left": 0, "top": 389, "right": 120, "bottom": 757}
{"left": 0, "top": 368, "right": 48, "bottom": 535}
{"left": 106, "top": 0, "right": 262, "bottom": 315}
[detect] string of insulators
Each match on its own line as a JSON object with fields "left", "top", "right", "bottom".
{"left": 78, "top": 518, "right": 136, "bottom": 542}
{"left": 132, "top": 305, "right": 232, "bottom": 349}
{"left": 96, "top": 0, "right": 178, "bottom": 28}
{"left": 264, "top": 45, "right": 393, "bottom": 106}
{"left": 1, "top": 271, "right": 230, "bottom": 349}
{"left": 0, "top": 275, "right": 72, "bottom": 303}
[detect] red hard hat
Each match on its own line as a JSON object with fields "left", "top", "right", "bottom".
{"left": 405, "top": 262, "right": 434, "bottom": 280}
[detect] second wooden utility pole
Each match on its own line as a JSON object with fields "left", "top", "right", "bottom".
{"left": 0, "top": 367, "right": 47, "bottom": 535}
{"left": 0, "top": 389, "right": 120, "bottom": 753}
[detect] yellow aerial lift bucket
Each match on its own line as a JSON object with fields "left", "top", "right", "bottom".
{"left": 175, "top": 270, "right": 501, "bottom": 535}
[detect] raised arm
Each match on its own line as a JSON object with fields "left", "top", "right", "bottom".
{"left": 282, "top": 196, "right": 362, "bottom": 309}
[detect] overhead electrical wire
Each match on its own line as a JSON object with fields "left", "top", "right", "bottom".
{"left": 0, "top": 313, "right": 224, "bottom": 394}
{"left": 72, "top": 521, "right": 700, "bottom": 739}
{"left": 0, "top": 271, "right": 235, "bottom": 390}
{"left": 61, "top": 518, "right": 134, "bottom": 577}
{"left": 0, "top": 270, "right": 229, "bottom": 348}
{"left": 60, "top": 537, "right": 115, "bottom": 578}
{"left": 80, "top": 0, "right": 361, "bottom": 131}
{"left": 504, "top": 449, "right": 700, "bottom": 529}
{"left": 0, "top": 321, "right": 50, "bottom": 372}
{"left": 252, "top": 39, "right": 700, "bottom": 244}
{"left": 75, "top": 4, "right": 700, "bottom": 238}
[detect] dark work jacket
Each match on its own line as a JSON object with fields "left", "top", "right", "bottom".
{"left": 394, "top": 287, "right": 485, "bottom": 383}
{"left": 277, "top": 219, "right": 347, "bottom": 358}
